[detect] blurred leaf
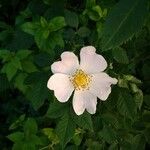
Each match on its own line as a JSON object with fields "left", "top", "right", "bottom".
{"left": 117, "top": 89, "right": 136, "bottom": 119}
{"left": 49, "top": 16, "right": 66, "bottom": 31}
{"left": 77, "top": 27, "right": 90, "bottom": 38}
{"left": 9, "top": 114, "right": 26, "bottom": 130}
{"left": 16, "top": 50, "right": 32, "bottom": 60}
{"left": 144, "top": 127, "right": 150, "bottom": 144}
{"left": 21, "top": 60, "right": 37, "bottom": 73}
{"left": 42, "top": 128, "right": 59, "bottom": 144}
{"left": 24, "top": 118, "right": 37, "bottom": 135}
{"left": 7, "top": 132, "right": 24, "bottom": 143}
{"left": 56, "top": 113, "right": 76, "bottom": 148}
{"left": 1, "top": 57, "right": 22, "bottom": 81}
{"left": 98, "top": 125, "right": 117, "bottom": 144}
{"left": 144, "top": 95, "right": 150, "bottom": 107}
{"left": 0, "top": 50, "right": 11, "bottom": 62}
{"left": 65, "top": 10, "right": 79, "bottom": 28}
{"left": 101, "top": 0, "right": 148, "bottom": 51}
{"left": 14, "top": 73, "right": 28, "bottom": 93}
{"left": 26, "top": 72, "right": 49, "bottom": 110}
{"left": 6, "top": 29, "right": 34, "bottom": 50}
{"left": 72, "top": 112, "right": 93, "bottom": 130}
{"left": 46, "top": 100, "right": 69, "bottom": 118}
{"left": 72, "top": 132, "right": 83, "bottom": 146}
{"left": 132, "top": 134, "right": 145, "bottom": 150}
{"left": 109, "top": 143, "right": 118, "bottom": 150}
{"left": 124, "top": 75, "right": 142, "bottom": 84}
{"left": 21, "top": 143, "right": 36, "bottom": 150}
{"left": 29, "top": 134, "right": 42, "bottom": 145}
{"left": 40, "top": 17, "right": 48, "bottom": 28}
{"left": 21, "top": 22, "right": 37, "bottom": 35}
{"left": 134, "top": 89, "right": 143, "bottom": 110}
{"left": 34, "top": 52, "right": 51, "bottom": 67}
{"left": 112, "top": 47, "right": 129, "bottom": 64}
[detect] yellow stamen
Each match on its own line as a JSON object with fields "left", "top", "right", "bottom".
{"left": 70, "top": 69, "right": 92, "bottom": 91}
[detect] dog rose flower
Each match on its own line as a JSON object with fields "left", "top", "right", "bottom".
{"left": 47, "top": 46, "right": 117, "bottom": 115}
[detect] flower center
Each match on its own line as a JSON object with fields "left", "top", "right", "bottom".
{"left": 70, "top": 69, "right": 92, "bottom": 90}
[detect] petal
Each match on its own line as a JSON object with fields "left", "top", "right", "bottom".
{"left": 89, "top": 73, "right": 118, "bottom": 101}
{"left": 73, "top": 91, "right": 85, "bottom": 115}
{"left": 73, "top": 90, "right": 97, "bottom": 115}
{"left": 51, "top": 52, "right": 79, "bottom": 74}
{"left": 85, "top": 93, "right": 97, "bottom": 114}
{"left": 80, "top": 46, "right": 107, "bottom": 73}
{"left": 47, "top": 73, "right": 74, "bottom": 102}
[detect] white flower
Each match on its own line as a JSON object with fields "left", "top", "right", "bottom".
{"left": 47, "top": 46, "right": 118, "bottom": 115}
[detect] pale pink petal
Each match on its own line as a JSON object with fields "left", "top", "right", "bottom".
{"left": 51, "top": 52, "right": 79, "bottom": 74}
{"left": 73, "top": 90, "right": 97, "bottom": 115}
{"left": 80, "top": 46, "right": 107, "bottom": 74}
{"left": 47, "top": 73, "right": 74, "bottom": 102}
{"left": 89, "top": 73, "right": 118, "bottom": 101}
{"left": 73, "top": 91, "right": 85, "bottom": 115}
{"left": 85, "top": 94, "right": 97, "bottom": 114}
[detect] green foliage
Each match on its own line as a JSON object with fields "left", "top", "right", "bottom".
{"left": 101, "top": 0, "right": 148, "bottom": 51}
{"left": 7, "top": 118, "right": 41, "bottom": 150}
{"left": 65, "top": 10, "right": 79, "bottom": 28}
{"left": 56, "top": 113, "right": 76, "bottom": 148}
{"left": 72, "top": 112, "right": 93, "bottom": 130}
{"left": 46, "top": 100, "right": 69, "bottom": 118}
{"left": 0, "top": 0, "right": 149, "bottom": 149}
{"left": 112, "top": 47, "right": 129, "bottom": 64}
{"left": 117, "top": 89, "right": 136, "bottom": 119}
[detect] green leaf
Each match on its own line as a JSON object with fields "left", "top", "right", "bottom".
{"left": 12, "top": 143, "right": 22, "bottom": 150}
{"left": 1, "top": 62, "right": 18, "bottom": 81}
{"left": 117, "top": 89, "right": 136, "bottom": 119}
{"left": 72, "top": 132, "right": 83, "bottom": 146}
{"left": 12, "top": 57, "right": 22, "bottom": 70}
{"left": 21, "top": 60, "right": 37, "bottom": 73}
{"left": 34, "top": 52, "right": 51, "bottom": 67}
{"left": 12, "top": 142, "right": 35, "bottom": 150}
{"left": 0, "top": 50, "right": 11, "bottom": 62}
{"left": 144, "top": 95, "right": 150, "bottom": 107}
{"left": 21, "top": 22, "right": 37, "bottom": 35}
{"left": 123, "top": 75, "right": 142, "bottom": 84}
{"left": 98, "top": 125, "right": 116, "bottom": 144}
{"left": 144, "top": 127, "right": 150, "bottom": 144}
{"left": 42, "top": 128, "right": 59, "bottom": 144}
{"left": 72, "top": 112, "right": 93, "bottom": 130}
{"left": 16, "top": 50, "right": 32, "bottom": 60}
{"left": 22, "top": 143, "right": 36, "bottom": 150}
{"left": 40, "top": 17, "right": 48, "bottom": 28}
{"left": 77, "top": 27, "right": 90, "bottom": 38}
{"left": 29, "top": 134, "right": 42, "bottom": 145}
{"left": 91, "top": 5, "right": 103, "bottom": 19}
{"left": 101, "top": 0, "right": 148, "bottom": 51}
{"left": 132, "top": 134, "right": 146, "bottom": 150}
{"left": 134, "top": 89, "right": 143, "bottom": 110}
{"left": 46, "top": 100, "right": 69, "bottom": 118}
{"left": 56, "top": 113, "right": 76, "bottom": 148}
{"left": 7, "top": 132, "right": 24, "bottom": 142}
{"left": 49, "top": 16, "right": 66, "bottom": 32}
{"left": 34, "top": 28, "right": 46, "bottom": 49}
{"left": 109, "top": 143, "right": 119, "bottom": 150}
{"left": 65, "top": 10, "right": 79, "bottom": 28}
{"left": 9, "top": 114, "right": 26, "bottom": 130}
{"left": 24, "top": 118, "right": 38, "bottom": 135}
{"left": 26, "top": 72, "right": 49, "bottom": 110}
{"left": 14, "top": 73, "right": 28, "bottom": 93}
{"left": 112, "top": 47, "right": 129, "bottom": 64}
{"left": 101, "top": 113, "right": 119, "bottom": 128}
